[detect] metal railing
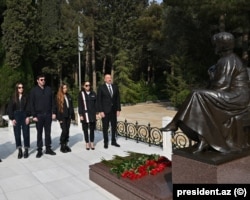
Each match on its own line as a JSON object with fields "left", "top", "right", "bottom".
{"left": 96, "top": 118, "right": 195, "bottom": 149}
{"left": 96, "top": 119, "right": 163, "bottom": 147}
{"left": 171, "top": 130, "right": 195, "bottom": 149}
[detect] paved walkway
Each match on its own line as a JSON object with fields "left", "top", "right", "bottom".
{"left": 119, "top": 102, "right": 176, "bottom": 127}
{"left": 0, "top": 102, "right": 174, "bottom": 200}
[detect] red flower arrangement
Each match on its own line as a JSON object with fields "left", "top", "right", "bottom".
{"left": 101, "top": 152, "right": 171, "bottom": 180}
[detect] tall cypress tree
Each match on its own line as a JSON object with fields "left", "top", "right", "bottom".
{"left": 36, "top": 0, "right": 61, "bottom": 80}
{"left": 2, "top": 0, "right": 37, "bottom": 69}
{"left": 96, "top": 0, "right": 148, "bottom": 77}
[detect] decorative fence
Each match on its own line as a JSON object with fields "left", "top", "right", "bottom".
{"left": 171, "top": 130, "right": 195, "bottom": 149}
{"left": 96, "top": 119, "right": 163, "bottom": 147}
{"left": 96, "top": 118, "right": 194, "bottom": 149}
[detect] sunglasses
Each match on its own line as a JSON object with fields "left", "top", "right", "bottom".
{"left": 18, "top": 86, "right": 23, "bottom": 89}
{"left": 39, "top": 79, "right": 45, "bottom": 81}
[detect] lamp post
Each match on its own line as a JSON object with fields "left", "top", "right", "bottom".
{"left": 78, "top": 26, "right": 84, "bottom": 91}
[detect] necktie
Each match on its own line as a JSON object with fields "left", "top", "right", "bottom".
{"left": 108, "top": 85, "right": 113, "bottom": 97}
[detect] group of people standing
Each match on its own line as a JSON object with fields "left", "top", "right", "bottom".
{"left": 78, "top": 74, "right": 121, "bottom": 150}
{"left": 4, "top": 73, "right": 121, "bottom": 161}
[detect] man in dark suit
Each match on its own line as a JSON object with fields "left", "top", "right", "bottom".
{"left": 97, "top": 74, "right": 121, "bottom": 149}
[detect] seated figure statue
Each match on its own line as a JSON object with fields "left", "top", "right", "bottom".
{"left": 162, "top": 32, "right": 250, "bottom": 154}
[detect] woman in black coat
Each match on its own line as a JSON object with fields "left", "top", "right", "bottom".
{"left": 8, "top": 82, "right": 30, "bottom": 159}
{"left": 56, "top": 83, "right": 75, "bottom": 153}
{"left": 78, "top": 81, "right": 97, "bottom": 150}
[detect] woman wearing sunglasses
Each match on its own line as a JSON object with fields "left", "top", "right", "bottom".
{"left": 8, "top": 83, "right": 30, "bottom": 159}
{"left": 78, "top": 81, "right": 98, "bottom": 150}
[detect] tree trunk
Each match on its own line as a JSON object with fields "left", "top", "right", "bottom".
{"left": 85, "top": 43, "right": 90, "bottom": 81}
{"left": 147, "top": 65, "right": 151, "bottom": 83}
{"left": 73, "top": 64, "right": 78, "bottom": 87}
{"left": 91, "top": 33, "right": 97, "bottom": 92}
{"left": 111, "top": 55, "right": 114, "bottom": 80}
{"left": 102, "top": 56, "right": 106, "bottom": 75}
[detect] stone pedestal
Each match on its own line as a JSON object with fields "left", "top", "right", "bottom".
{"left": 172, "top": 148, "right": 250, "bottom": 184}
{"left": 89, "top": 162, "right": 173, "bottom": 200}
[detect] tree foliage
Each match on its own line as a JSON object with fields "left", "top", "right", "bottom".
{"left": 114, "top": 50, "right": 139, "bottom": 103}
{"left": 1, "top": 0, "right": 37, "bottom": 69}
{"left": 162, "top": 0, "right": 250, "bottom": 105}
{"left": 96, "top": 0, "right": 148, "bottom": 76}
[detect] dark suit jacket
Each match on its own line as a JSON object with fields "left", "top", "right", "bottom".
{"left": 97, "top": 83, "right": 121, "bottom": 113}
{"left": 56, "top": 93, "right": 75, "bottom": 121}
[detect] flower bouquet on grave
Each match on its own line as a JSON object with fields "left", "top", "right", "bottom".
{"left": 101, "top": 151, "right": 171, "bottom": 180}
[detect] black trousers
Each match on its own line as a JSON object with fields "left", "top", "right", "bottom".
{"left": 59, "top": 117, "right": 71, "bottom": 144}
{"left": 13, "top": 111, "right": 30, "bottom": 148}
{"left": 82, "top": 121, "right": 95, "bottom": 143}
{"left": 36, "top": 113, "right": 52, "bottom": 150}
{"left": 101, "top": 110, "right": 117, "bottom": 144}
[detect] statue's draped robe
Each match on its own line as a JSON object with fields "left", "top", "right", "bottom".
{"left": 173, "top": 53, "right": 250, "bottom": 153}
